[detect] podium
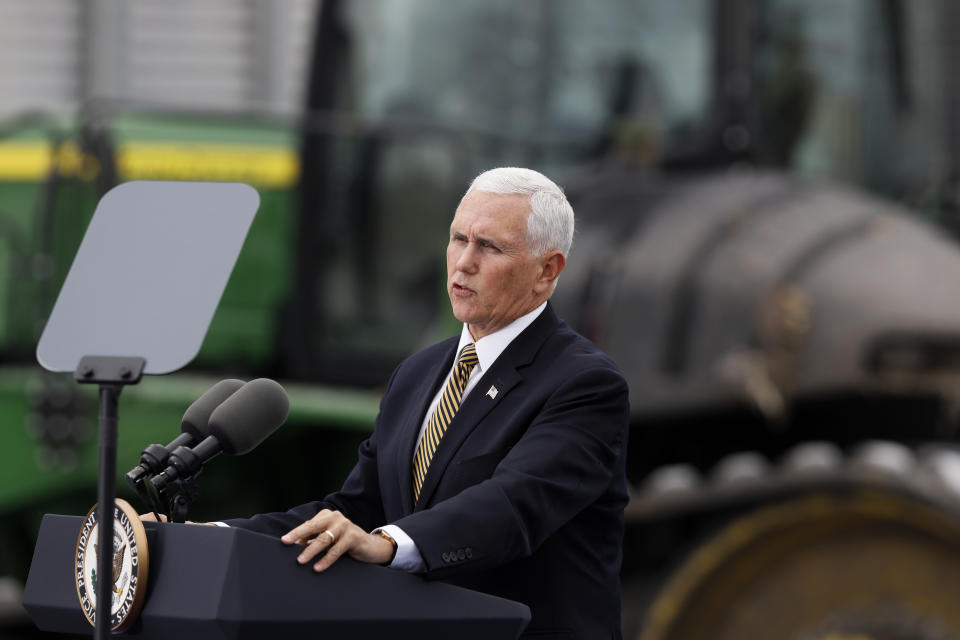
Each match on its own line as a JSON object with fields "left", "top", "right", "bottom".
{"left": 23, "top": 515, "right": 531, "bottom": 639}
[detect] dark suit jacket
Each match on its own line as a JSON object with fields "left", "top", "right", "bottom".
{"left": 227, "top": 304, "right": 630, "bottom": 639}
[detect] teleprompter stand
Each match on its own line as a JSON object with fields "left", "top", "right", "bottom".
{"left": 34, "top": 181, "right": 261, "bottom": 638}
{"left": 75, "top": 355, "right": 146, "bottom": 640}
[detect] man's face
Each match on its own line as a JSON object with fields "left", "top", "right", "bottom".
{"left": 446, "top": 190, "right": 547, "bottom": 340}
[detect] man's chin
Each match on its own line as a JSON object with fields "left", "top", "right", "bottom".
{"left": 453, "top": 309, "right": 478, "bottom": 326}
{"left": 450, "top": 311, "right": 473, "bottom": 325}
{"left": 449, "top": 299, "right": 475, "bottom": 322}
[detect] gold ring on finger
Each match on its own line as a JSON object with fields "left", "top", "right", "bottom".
{"left": 321, "top": 530, "right": 335, "bottom": 544}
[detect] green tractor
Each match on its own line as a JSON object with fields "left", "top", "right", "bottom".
{"left": 4, "top": 1, "right": 960, "bottom": 638}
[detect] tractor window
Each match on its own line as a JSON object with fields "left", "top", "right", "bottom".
{"left": 342, "top": 0, "right": 710, "bottom": 168}
{"left": 753, "top": 0, "right": 952, "bottom": 225}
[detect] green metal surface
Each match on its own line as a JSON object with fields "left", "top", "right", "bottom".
{"left": 0, "top": 367, "right": 380, "bottom": 515}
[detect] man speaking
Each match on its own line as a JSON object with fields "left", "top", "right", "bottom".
{"left": 228, "top": 167, "right": 630, "bottom": 638}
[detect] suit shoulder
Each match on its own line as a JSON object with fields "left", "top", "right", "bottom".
{"left": 551, "top": 321, "right": 625, "bottom": 375}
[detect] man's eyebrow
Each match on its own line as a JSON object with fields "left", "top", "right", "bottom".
{"left": 450, "top": 229, "right": 497, "bottom": 244}
{"left": 476, "top": 235, "right": 501, "bottom": 247}
{"left": 449, "top": 228, "right": 514, "bottom": 250}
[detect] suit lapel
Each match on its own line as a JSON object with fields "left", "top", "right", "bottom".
{"left": 413, "top": 304, "right": 561, "bottom": 510}
{"left": 395, "top": 339, "right": 458, "bottom": 515}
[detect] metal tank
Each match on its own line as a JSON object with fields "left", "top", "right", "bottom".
{"left": 560, "top": 169, "right": 960, "bottom": 418}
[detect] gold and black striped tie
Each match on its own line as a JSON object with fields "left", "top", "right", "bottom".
{"left": 412, "top": 343, "right": 478, "bottom": 501}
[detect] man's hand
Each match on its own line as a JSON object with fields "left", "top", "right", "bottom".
{"left": 140, "top": 512, "right": 167, "bottom": 523}
{"left": 282, "top": 509, "right": 394, "bottom": 572}
{"left": 139, "top": 512, "right": 213, "bottom": 526}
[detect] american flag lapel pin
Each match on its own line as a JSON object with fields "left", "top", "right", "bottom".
{"left": 486, "top": 385, "right": 498, "bottom": 400}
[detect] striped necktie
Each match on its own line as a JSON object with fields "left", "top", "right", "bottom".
{"left": 412, "top": 343, "right": 478, "bottom": 501}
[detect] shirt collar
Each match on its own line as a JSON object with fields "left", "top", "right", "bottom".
{"left": 456, "top": 302, "right": 547, "bottom": 373}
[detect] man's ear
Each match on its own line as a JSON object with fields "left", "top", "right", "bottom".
{"left": 535, "top": 251, "right": 566, "bottom": 293}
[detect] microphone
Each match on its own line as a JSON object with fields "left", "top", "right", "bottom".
{"left": 150, "top": 378, "right": 290, "bottom": 492}
{"left": 125, "top": 379, "right": 246, "bottom": 491}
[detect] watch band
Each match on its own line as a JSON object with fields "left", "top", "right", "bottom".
{"left": 373, "top": 529, "right": 398, "bottom": 566}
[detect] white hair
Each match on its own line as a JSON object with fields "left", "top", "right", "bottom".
{"left": 466, "top": 167, "right": 575, "bottom": 256}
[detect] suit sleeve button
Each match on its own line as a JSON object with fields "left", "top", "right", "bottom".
{"left": 441, "top": 552, "right": 450, "bottom": 563}
{"left": 465, "top": 547, "right": 473, "bottom": 559}
{"left": 457, "top": 549, "right": 466, "bottom": 561}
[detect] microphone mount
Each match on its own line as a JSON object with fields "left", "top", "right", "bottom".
{"left": 147, "top": 444, "right": 211, "bottom": 523}
{"left": 126, "top": 442, "right": 180, "bottom": 507}
{"left": 151, "top": 439, "right": 217, "bottom": 489}
{"left": 149, "top": 437, "right": 224, "bottom": 522}
{"left": 166, "top": 475, "right": 202, "bottom": 524}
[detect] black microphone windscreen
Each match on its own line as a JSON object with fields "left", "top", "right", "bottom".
{"left": 181, "top": 379, "right": 246, "bottom": 441}
{"left": 207, "top": 378, "right": 289, "bottom": 455}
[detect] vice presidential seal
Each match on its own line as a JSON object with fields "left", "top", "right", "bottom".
{"left": 74, "top": 498, "right": 149, "bottom": 630}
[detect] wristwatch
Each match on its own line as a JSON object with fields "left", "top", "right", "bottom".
{"left": 373, "top": 529, "right": 398, "bottom": 565}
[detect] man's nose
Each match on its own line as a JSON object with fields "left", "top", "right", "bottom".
{"left": 456, "top": 243, "right": 479, "bottom": 273}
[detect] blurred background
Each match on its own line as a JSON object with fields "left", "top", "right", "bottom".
{"left": 4, "top": 0, "right": 960, "bottom": 638}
